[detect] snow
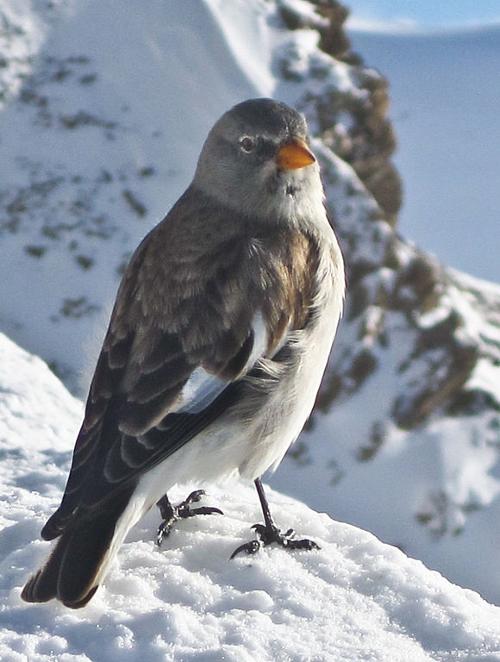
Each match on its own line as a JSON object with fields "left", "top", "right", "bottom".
{"left": 348, "top": 25, "right": 500, "bottom": 283}
{"left": 2, "top": 332, "right": 500, "bottom": 660}
{"left": 0, "top": 0, "right": 265, "bottom": 390}
{"left": 273, "top": 403, "right": 500, "bottom": 604}
{"left": 1, "top": 0, "right": 500, "bottom": 634}
{"left": 0, "top": 1, "right": 46, "bottom": 107}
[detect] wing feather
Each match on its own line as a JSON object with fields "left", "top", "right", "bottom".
{"left": 42, "top": 190, "right": 320, "bottom": 539}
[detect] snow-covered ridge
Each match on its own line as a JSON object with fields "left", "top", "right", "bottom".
{"left": 0, "top": 0, "right": 499, "bottom": 604}
{"left": 2, "top": 331, "right": 500, "bottom": 660}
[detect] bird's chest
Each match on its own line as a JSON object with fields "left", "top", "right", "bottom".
{"left": 237, "top": 240, "right": 342, "bottom": 478}
{"left": 246, "top": 230, "right": 319, "bottom": 352}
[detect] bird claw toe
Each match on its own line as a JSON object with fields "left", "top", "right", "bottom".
{"left": 156, "top": 520, "right": 173, "bottom": 547}
{"left": 184, "top": 490, "right": 206, "bottom": 504}
{"left": 231, "top": 522, "right": 319, "bottom": 558}
{"left": 230, "top": 539, "right": 261, "bottom": 559}
{"left": 286, "top": 538, "right": 320, "bottom": 551}
{"left": 155, "top": 490, "right": 223, "bottom": 546}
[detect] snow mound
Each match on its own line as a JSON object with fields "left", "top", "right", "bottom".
{"left": 1, "top": 0, "right": 500, "bottom": 623}
{"left": 2, "top": 334, "right": 500, "bottom": 661}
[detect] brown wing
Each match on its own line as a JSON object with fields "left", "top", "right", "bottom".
{"left": 42, "top": 188, "right": 320, "bottom": 540}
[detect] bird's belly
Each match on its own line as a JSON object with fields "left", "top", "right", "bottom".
{"left": 239, "top": 308, "right": 339, "bottom": 479}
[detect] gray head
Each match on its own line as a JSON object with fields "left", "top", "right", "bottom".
{"left": 193, "top": 98, "right": 325, "bottom": 223}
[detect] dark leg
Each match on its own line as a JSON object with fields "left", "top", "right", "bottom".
{"left": 230, "top": 478, "right": 320, "bottom": 559}
{"left": 156, "top": 490, "right": 223, "bottom": 547}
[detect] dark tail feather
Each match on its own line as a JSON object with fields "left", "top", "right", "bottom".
{"left": 21, "top": 531, "right": 69, "bottom": 603}
{"left": 21, "top": 489, "right": 132, "bottom": 608}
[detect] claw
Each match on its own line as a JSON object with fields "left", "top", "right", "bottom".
{"left": 230, "top": 522, "right": 320, "bottom": 558}
{"left": 284, "top": 538, "right": 320, "bottom": 551}
{"left": 181, "top": 506, "right": 224, "bottom": 518}
{"left": 184, "top": 490, "right": 206, "bottom": 504}
{"left": 156, "top": 491, "right": 223, "bottom": 547}
{"left": 156, "top": 519, "right": 174, "bottom": 547}
{"left": 230, "top": 539, "right": 261, "bottom": 559}
{"left": 231, "top": 477, "right": 320, "bottom": 559}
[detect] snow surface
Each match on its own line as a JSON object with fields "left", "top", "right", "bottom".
{"left": 3, "top": 332, "right": 500, "bottom": 661}
{"left": 349, "top": 25, "right": 500, "bottom": 283}
{"left": 1, "top": 0, "right": 500, "bottom": 617}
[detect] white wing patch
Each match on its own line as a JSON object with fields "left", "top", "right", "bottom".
{"left": 179, "top": 367, "right": 227, "bottom": 414}
{"left": 248, "top": 311, "right": 269, "bottom": 366}
{"left": 179, "top": 312, "right": 269, "bottom": 414}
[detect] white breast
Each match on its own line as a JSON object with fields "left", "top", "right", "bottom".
{"left": 239, "top": 231, "right": 344, "bottom": 479}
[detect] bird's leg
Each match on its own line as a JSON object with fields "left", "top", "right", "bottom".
{"left": 156, "top": 490, "right": 223, "bottom": 546}
{"left": 230, "top": 477, "right": 320, "bottom": 559}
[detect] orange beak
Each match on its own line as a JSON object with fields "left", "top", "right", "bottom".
{"left": 276, "top": 137, "right": 316, "bottom": 170}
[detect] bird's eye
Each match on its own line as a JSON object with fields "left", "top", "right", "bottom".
{"left": 239, "top": 136, "right": 256, "bottom": 153}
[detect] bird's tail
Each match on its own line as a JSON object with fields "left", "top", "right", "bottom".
{"left": 21, "top": 489, "right": 134, "bottom": 609}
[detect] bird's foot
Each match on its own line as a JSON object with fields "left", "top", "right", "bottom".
{"left": 156, "top": 490, "right": 223, "bottom": 547}
{"left": 230, "top": 522, "right": 320, "bottom": 559}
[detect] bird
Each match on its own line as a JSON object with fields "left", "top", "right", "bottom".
{"left": 21, "top": 98, "right": 345, "bottom": 609}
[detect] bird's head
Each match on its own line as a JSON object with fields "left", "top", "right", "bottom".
{"left": 193, "top": 98, "right": 324, "bottom": 223}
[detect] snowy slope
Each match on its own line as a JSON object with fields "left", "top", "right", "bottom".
{"left": 2, "top": 334, "right": 500, "bottom": 661}
{"left": 349, "top": 24, "right": 500, "bottom": 283}
{"left": 0, "top": 0, "right": 263, "bottom": 388}
{"left": 1, "top": 0, "right": 500, "bottom": 607}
